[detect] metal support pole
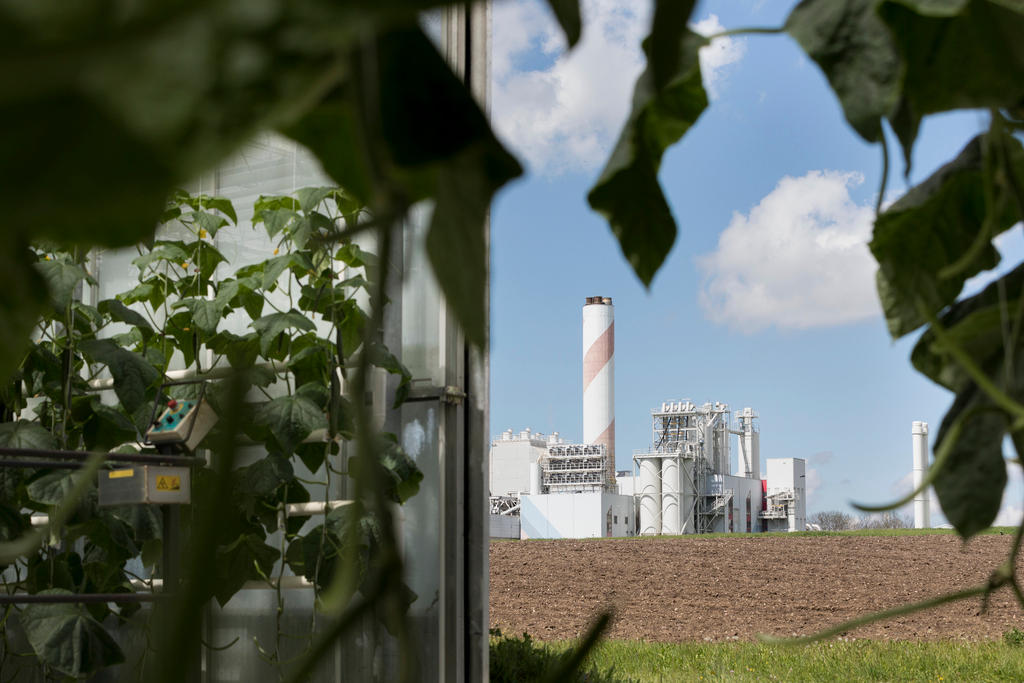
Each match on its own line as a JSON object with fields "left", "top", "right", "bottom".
{"left": 161, "top": 505, "right": 200, "bottom": 683}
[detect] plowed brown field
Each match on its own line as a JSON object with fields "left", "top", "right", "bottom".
{"left": 489, "top": 534, "right": 1024, "bottom": 641}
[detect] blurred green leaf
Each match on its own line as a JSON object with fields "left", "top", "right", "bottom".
{"left": 230, "top": 453, "right": 294, "bottom": 519}
{"left": 0, "top": 242, "right": 47, "bottom": 385}
{"left": 99, "top": 299, "right": 154, "bottom": 340}
{"left": 934, "top": 395, "right": 1008, "bottom": 537}
{"left": 110, "top": 504, "right": 162, "bottom": 544}
{"left": 173, "top": 298, "right": 224, "bottom": 336}
{"left": 254, "top": 195, "right": 301, "bottom": 215}
{"left": 282, "top": 93, "right": 375, "bottom": 205}
{"left": 200, "top": 196, "right": 237, "bottom": 224}
{"left": 27, "top": 471, "right": 76, "bottom": 506}
{"left": 910, "top": 265, "right": 1024, "bottom": 536}
{"left": 377, "top": 27, "right": 522, "bottom": 346}
{"left": 261, "top": 252, "right": 315, "bottom": 290}
{"left": 252, "top": 310, "right": 316, "bottom": 357}
{"left": 349, "top": 434, "right": 422, "bottom": 504}
{"left": 72, "top": 396, "right": 138, "bottom": 451}
{"left": 0, "top": 420, "right": 57, "bottom": 450}
{"left": 544, "top": 0, "right": 582, "bottom": 47}
{"left": 254, "top": 395, "right": 327, "bottom": 455}
{"left": 213, "top": 534, "right": 280, "bottom": 606}
{"left": 207, "top": 331, "right": 262, "bottom": 368}
{"left": 294, "top": 442, "right": 329, "bottom": 475}
{"left": 786, "top": 0, "right": 901, "bottom": 142}
{"left": 879, "top": 0, "right": 1024, "bottom": 165}
{"left": 79, "top": 339, "right": 160, "bottom": 413}
{"left": 119, "top": 276, "right": 170, "bottom": 310}
{"left": 336, "top": 243, "right": 376, "bottom": 269}
{"left": 133, "top": 242, "right": 190, "bottom": 271}
{"left": 36, "top": 260, "right": 93, "bottom": 310}
{"left": 259, "top": 208, "right": 300, "bottom": 239}
{"left": 587, "top": 10, "right": 708, "bottom": 287}
{"left": 75, "top": 511, "right": 138, "bottom": 566}
{"left": 293, "top": 27, "right": 522, "bottom": 346}
{"left": 191, "top": 211, "right": 228, "bottom": 238}
{"left": 297, "top": 187, "right": 335, "bottom": 212}
{"left": 1, "top": 95, "right": 172, "bottom": 249}
{"left": 870, "top": 133, "right": 1024, "bottom": 338}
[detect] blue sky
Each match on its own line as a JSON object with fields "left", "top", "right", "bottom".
{"left": 487, "top": 0, "right": 1024, "bottom": 523}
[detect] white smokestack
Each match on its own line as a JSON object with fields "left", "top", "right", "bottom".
{"left": 912, "top": 421, "right": 930, "bottom": 529}
{"left": 583, "top": 296, "right": 615, "bottom": 489}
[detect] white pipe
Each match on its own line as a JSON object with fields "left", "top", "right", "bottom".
{"left": 88, "top": 361, "right": 290, "bottom": 390}
{"left": 680, "top": 457, "right": 695, "bottom": 533}
{"left": 912, "top": 421, "right": 930, "bottom": 529}
{"left": 285, "top": 500, "right": 353, "bottom": 517}
{"left": 132, "top": 575, "right": 314, "bottom": 592}
{"left": 750, "top": 431, "right": 760, "bottom": 483}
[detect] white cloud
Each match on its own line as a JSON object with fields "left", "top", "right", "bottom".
{"left": 994, "top": 504, "right": 1024, "bottom": 527}
{"left": 692, "top": 14, "right": 746, "bottom": 99}
{"left": 698, "top": 170, "right": 880, "bottom": 331}
{"left": 491, "top": 2, "right": 744, "bottom": 175}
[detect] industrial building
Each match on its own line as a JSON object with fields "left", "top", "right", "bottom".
{"left": 635, "top": 401, "right": 805, "bottom": 535}
{"left": 488, "top": 296, "right": 807, "bottom": 540}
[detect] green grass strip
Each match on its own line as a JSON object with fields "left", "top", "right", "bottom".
{"left": 549, "top": 639, "right": 1024, "bottom": 682}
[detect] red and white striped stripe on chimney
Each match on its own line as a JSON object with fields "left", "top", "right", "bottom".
{"left": 583, "top": 296, "right": 614, "bottom": 487}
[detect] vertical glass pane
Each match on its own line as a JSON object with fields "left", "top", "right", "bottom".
{"left": 401, "top": 205, "right": 445, "bottom": 387}
{"left": 399, "top": 400, "right": 442, "bottom": 676}
{"left": 213, "top": 134, "right": 328, "bottom": 271}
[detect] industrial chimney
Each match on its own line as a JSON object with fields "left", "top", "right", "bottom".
{"left": 912, "top": 421, "right": 930, "bottom": 529}
{"left": 583, "top": 297, "right": 615, "bottom": 489}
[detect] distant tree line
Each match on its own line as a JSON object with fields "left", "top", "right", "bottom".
{"left": 809, "top": 510, "right": 912, "bottom": 531}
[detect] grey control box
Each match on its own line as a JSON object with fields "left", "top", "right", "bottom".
{"left": 98, "top": 466, "right": 191, "bottom": 506}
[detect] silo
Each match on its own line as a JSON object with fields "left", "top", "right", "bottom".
{"left": 583, "top": 297, "right": 615, "bottom": 488}
{"left": 661, "top": 455, "right": 681, "bottom": 534}
{"left": 639, "top": 457, "right": 661, "bottom": 535}
{"left": 529, "top": 462, "right": 542, "bottom": 495}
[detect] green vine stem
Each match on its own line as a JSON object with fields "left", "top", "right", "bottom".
{"left": 920, "top": 301, "right": 1024, "bottom": 421}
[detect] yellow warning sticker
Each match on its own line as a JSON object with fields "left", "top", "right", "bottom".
{"left": 108, "top": 469, "right": 134, "bottom": 479}
{"left": 156, "top": 475, "right": 181, "bottom": 491}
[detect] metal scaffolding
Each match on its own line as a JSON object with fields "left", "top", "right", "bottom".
{"left": 760, "top": 490, "right": 794, "bottom": 520}
{"left": 541, "top": 443, "right": 612, "bottom": 493}
{"left": 489, "top": 495, "right": 520, "bottom": 516}
{"left": 636, "top": 400, "right": 734, "bottom": 535}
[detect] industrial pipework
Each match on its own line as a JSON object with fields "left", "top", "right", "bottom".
{"left": 736, "top": 407, "right": 760, "bottom": 481}
{"left": 912, "top": 421, "right": 930, "bottom": 529}
{"left": 583, "top": 297, "right": 615, "bottom": 489}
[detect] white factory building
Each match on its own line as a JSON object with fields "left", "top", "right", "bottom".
{"left": 488, "top": 295, "right": 806, "bottom": 540}
{"left": 490, "top": 405, "right": 806, "bottom": 539}
{"left": 635, "top": 401, "right": 805, "bottom": 535}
